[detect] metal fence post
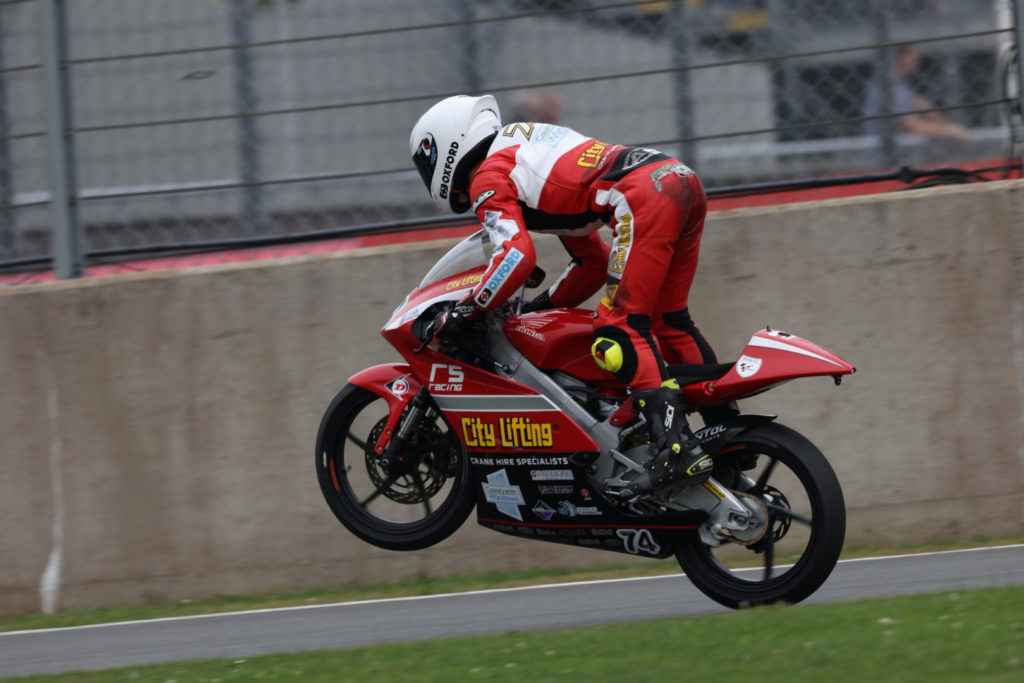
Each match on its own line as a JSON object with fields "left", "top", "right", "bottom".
{"left": 40, "top": 0, "right": 81, "bottom": 279}
{"left": 871, "top": 4, "right": 897, "bottom": 168}
{"left": 1014, "top": 0, "right": 1024, "bottom": 158}
{"left": 459, "top": 0, "right": 481, "bottom": 93}
{"left": 443, "top": 1, "right": 480, "bottom": 94}
{"left": 0, "top": 6, "right": 15, "bottom": 260}
{"left": 668, "top": 0, "right": 696, "bottom": 166}
{"left": 230, "top": 0, "right": 263, "bottom": 237}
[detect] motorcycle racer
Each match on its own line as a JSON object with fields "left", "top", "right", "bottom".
{"left": 409, "top": 94, "right": 715, "bottom": 492}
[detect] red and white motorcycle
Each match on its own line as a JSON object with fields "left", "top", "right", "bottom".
{"left": 316, "top": 230, "right": 855, "bottom": 608}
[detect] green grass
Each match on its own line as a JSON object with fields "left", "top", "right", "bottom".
{"left": 7, "top": 586, "right": 1024, "bottom": 682}
{"left": 2, "top": 535, "right": 1021, "bottom": 634}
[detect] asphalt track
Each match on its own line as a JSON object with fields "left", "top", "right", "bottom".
{"left": 2, "top": 545, "right": 1022, "bottom": 678}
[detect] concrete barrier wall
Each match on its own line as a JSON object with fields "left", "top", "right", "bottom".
{"left": 2, "top": 180, "right": 1022, "bottom": 615}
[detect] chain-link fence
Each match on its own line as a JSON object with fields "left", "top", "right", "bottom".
{"left": 1, "top": 0, "right": 1022, "bottom": 277}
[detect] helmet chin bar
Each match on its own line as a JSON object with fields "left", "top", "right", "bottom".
{"left": 450, "top": 190, "right": 472, "bottom": 214}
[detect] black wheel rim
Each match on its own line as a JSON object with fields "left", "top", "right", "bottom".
{"left": 324, "top": 393, "right": 463, "bottom": 529}
{"left": 688, "top": 443, "right": 824, "bottom": 589}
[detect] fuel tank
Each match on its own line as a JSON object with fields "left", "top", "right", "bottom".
{"left": 503, "top": 309, "right": 618, "bottom": 383}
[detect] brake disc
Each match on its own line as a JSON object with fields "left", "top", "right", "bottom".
{"left": 364, "top": 416, "right": 448, "bottom": 504}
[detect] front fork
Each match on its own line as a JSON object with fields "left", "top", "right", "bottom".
{"left": 378, "top": 386, "right": 431, "bottom": 474}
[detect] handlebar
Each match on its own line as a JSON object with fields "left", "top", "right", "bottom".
{"left": 413, "top": 304, "right": 509, "bottom": 373}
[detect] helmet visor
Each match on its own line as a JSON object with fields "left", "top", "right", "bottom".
{"left": 412, "top": 134, "right": 437, "bottom": 192}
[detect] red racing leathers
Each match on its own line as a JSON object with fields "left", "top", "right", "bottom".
{"left": 465, "top": 121, "right": 716, "bottom": 390}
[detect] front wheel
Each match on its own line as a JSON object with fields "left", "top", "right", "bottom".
{"left": 675, "top": 422, "right": 846, "bottom": 608}
{"left": 315, "top": 384, "right": 475, "bottom": 551}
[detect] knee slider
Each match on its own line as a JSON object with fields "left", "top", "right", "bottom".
{"left": 591, "top": 337, "right": 624, "bottom": 373}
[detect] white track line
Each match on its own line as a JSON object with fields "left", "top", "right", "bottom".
{"left": 4, "top": 544, "right": 1021, "bottom": 636}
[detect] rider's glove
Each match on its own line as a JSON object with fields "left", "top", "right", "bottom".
{"left": 520, "top": 290, "right": 555, "bottom": 314}
{"left": 433, "top": 301, "right": 483, "bottom": 349}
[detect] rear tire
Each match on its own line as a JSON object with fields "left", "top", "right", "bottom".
{"left": 675, "top": 422, "right": 845, "bottom": 608}
{"left": 315, "top": 384, "right": 475, "bottom": 551}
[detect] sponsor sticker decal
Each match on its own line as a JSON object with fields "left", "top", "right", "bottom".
{"left": 512, "top": 317, "right": 550, "bottom": 342}
{"left": 473, "top": 456, "right": 570, "bottom": 467}
{"left": 694, "top": 423, "right": 727, "bottom": 442}
{"left": 609, "top": 213, "right": 633, "bottom": 274}
{"left": 438, "top": 141, "right": 460, "bottom": 199}
{"left": 557, "top": 500, "right": 602, "bottom": 517}
{"left": 476, "top": 248, "right": 524, "bottom": 307}
{"left": 386, "top": 374, "right": 411, "bottom": 398}
{"left": 446, "top": 273, "right": 482, "bottom": 292}
{"left": 428, "top": 363, "right": 464, "bottom": 392}
{"left": 532, "top": 499, "right": 556, "bottom": 521}
{"left": 483, "top": 211, "right": 518, "bottom": 243}
{"left": 623, "top": 147, "right": 658, "bottom": 170}
{"left": 703, "top": 479, "right": 727, "bottom": 500}
{"left": 649, "top": 162, "right": 694, "bottom": 192}
{"left": 533, "top": 124, "right": 569, "bottom": 147}
{"left": 577, "top": 140, "right": 608, "bottom": 168}
{"left": 530, "top": 469, "right": 574, "bottom": 481}
{"left": 513, "top": 324, "right": 546, "bottom": 341}
{"left": 481, "top": 469, "right": 525, "bottom": 521}
{"left": 461, "top": 416, "right": 554, "bottom": 449}
{"left": 484, "top": 210, "right": 502, "bottom": 229}
{"left": 515, "top": 456, "right": 568, "bottom": 466}
{"left": 736, "top": 354, "right": 762, "bottom": 378}
{"left": 537, "top": 484, "right": 573, "bottom": 495}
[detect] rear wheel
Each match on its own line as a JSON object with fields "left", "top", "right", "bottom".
{"left": 675, "top": 422, "right": 845, "bottom": 607}
{"left": 315, "top": 384, "right": 475, "bottom": 550}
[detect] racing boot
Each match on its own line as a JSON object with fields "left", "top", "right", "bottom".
{"left": 631, "top": 383, "right": 713, "bottom": 492}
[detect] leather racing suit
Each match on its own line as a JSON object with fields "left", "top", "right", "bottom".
{"left": 464, "top": 121, "right": 716, "bottom": 391}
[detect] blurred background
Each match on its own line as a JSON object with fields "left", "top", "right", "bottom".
{"left": 2, "top": 0, "right": 1023, "bottom": 620}
{"left": 0, "top": 0, "right": 1021, "bottom": 278}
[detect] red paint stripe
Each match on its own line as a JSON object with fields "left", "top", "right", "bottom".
{"left": 6, "top": 158, "right": 1014, "bottom": 285}
{"left": 477, "top": 517, "right": 698, "bottom": 530}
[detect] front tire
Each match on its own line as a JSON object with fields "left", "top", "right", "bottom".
{"left": 315, "top": 384, "right": 475, "bottom": 551}
{"left": 675, "top": 422, "right": 845, "bottom": 608}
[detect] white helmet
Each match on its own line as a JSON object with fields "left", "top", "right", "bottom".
{"left": 410, "top": 95, "right": 501, "bottom": 213}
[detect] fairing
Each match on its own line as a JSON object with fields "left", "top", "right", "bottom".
{"left": 503, "top": 309, "right": 618, "bottom": 384}
{"left": 348, "top": 363, "right": 422, "bottom": 455}
{"left": 363, "top": 230, "right": 854, "bottom": 556}
{"left": 417, "top": 230, "right": 491, "bottom": 289}
{"left": 681, "top": 328, "right": 856, "bottom": 405}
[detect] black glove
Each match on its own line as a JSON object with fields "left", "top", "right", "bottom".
{"left": 433, "top": 302, "right": 483, "bottom": 349}
{"left": 520, "top": 290, "right": 555, "bottom": 313}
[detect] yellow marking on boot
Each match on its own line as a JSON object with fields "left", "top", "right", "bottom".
{"left": 686, "top": 456, "right": 713, "bottom": 477}
{"left": 661, "top": 379, "right": 680, "bottom": 389}
{"left": 672, "top": 443, "right": 681, "bottom": 453}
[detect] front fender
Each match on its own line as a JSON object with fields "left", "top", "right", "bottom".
{"left": 348, "top": 363, "right": 422, "bottom": 455}
{"left": 694, "top": 414, "right": 776, "bottom": 456}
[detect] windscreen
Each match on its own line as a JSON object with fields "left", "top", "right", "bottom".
{"left": 418, "top": 230, "right": 492, "bottom": 288}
